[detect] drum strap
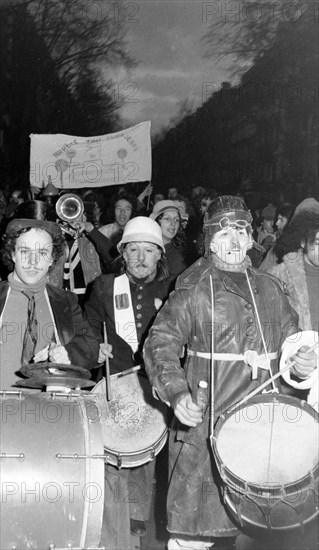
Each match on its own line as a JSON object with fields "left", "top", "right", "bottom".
{"left": 187, "top": 349, "right": 278, "bottom": 379}
{"left": 113, "top": 274, "right": 138, "bottom": 353}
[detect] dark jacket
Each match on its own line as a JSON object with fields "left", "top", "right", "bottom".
{"left": 84, "top": 272, "right": 171, "bottom": 376}
{"left": 144, "top": 256, "right": 299, "bottom": 537}
{"left": 0, "top": 281, "right": 99, "bottom": 370}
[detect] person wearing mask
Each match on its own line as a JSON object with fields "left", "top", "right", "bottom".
{"left": 0, "top": 218, "right": 99, "bottom": 389}
{"left": 84, "top": 216, "right": 172, "bottom": 550}
{"left": 144, "top": 195, "right": 318, "bottom": 550}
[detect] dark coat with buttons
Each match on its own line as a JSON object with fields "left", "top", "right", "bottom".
{"left": 144, "top": 255, "right": 300, "bottom": 537}
{"left": 84, "top": 272, "right": 171, "bottom": 376}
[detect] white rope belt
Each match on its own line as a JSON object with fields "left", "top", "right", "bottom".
{"left": 187, "top": 349, "right": 278, "bottom": 379}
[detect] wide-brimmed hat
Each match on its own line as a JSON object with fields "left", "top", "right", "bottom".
{"left": 117, "top": 216, "right": 164, "bottom": 252}
{"left": 149, "top": 200, "right": 180, "bottom": 221}
{"left": 5, "top": 218, "right": 62, "bottom": 237}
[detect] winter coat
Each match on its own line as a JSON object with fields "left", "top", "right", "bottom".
{"left": 84, "top": 273, "right": 172, "bottom": 376}
{"left": 268, "top": 251, "right": 312, "bottom": 330}
{"left": 0, "top": 281, "right": 99, "bottom": 370}
{"left": 144, "top": 256, "right": 299, "bottom": 537}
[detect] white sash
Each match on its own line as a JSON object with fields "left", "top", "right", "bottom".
{"left": 113, "top": 274, "right": 138, "bottom": 353}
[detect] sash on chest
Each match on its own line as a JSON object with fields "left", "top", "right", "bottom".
{"left": 113, "top": 274, "right": 138, "bottom": 353}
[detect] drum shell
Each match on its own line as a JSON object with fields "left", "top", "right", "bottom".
{"left": 213, "top": 394, "right": 319, "bottom": 532}
{"left": 0, "top": 391, "right": 105, "bottom": 549}
{"left": 92, "top": 372, "right": 169, "bottom": 468}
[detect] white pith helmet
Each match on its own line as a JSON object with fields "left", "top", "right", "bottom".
{"left": 117, "top": 216, "right": 165, "bottom": 252}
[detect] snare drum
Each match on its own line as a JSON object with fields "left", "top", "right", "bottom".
{"left": 212, "top": 393, "right": 319, "bottom": 532}
{"left": 0, "top": 389, "right": 105, "bottom": 549}
{"left": 92, "top": 372, "right": 169, "bottom": 468}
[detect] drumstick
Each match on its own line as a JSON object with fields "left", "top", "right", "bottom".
{"left": 230, "top": 341, "right": 319, "bottom": 411}
{"left": 146, "top": 182, "right": 151, "bottom": 211}
{"left": 113, "top": 365, "right": 142, "bottom": 378}
{"left": 103, "top": 322, "right": 112, "bottom": 401}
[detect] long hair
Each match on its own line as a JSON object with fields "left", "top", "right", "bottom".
{"left": 274, "top": 211, "right": 319, "bottom": 263}
{"left": 1, "top": 227, "right": 65, "bottom": 272}
{"left": 156, "top": 212, "right": 186, "bottom": 249}
{"left": 100, "top": 190, "right": 138, "bottom": 225}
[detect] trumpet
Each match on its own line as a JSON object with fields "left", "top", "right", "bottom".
{"left": 55, "top": 193, "right": 85, "bottom": 237}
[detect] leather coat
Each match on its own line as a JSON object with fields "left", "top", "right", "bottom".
{"left": 144, "top": 256, "right": 299, "bottom": 537}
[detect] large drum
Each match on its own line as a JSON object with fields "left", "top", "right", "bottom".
{"left": 0, "top": 389, "right": 105, "bottom": 549}
{"left": 92, "top": 371, "right": 169, "bottom": 468}
{"left": 212, "top": 393, "right": 319, "bottom": 532}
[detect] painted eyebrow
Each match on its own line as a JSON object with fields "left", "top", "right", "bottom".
{"left": 18, "top": 246, "right": 48, "bottom": 252}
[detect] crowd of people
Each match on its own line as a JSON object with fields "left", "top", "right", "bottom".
{"left": 0, "top": 180, "right": 318, "bottom": 550}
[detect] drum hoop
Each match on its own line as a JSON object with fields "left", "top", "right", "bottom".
{"left": 104, "top": 427, "right": 168, "bottom": 458}
{"left": 213, "top": 393, "right": 319, "bottom": 496}
{"left": 216, "top": 393, "right": 319, "bottom": 426}
{"left": 91, "top": 373, "right": 168, "bottom": 465}
{"left": 216, "top": 460, "right": 319, "bottom": 497}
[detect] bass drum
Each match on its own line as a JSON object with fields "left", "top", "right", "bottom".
{"left": 212, "top": 393, "right": 319, "bottom": 532}
{"left": 0, "top": 389, "right": 105, "bottom": 549}
{"left": 92, "top": 372, "right": 169, "bottom": 468}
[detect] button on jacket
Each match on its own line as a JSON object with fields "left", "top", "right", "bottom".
{"left": 144, "top": 255, "right": 300, "bottom": 537}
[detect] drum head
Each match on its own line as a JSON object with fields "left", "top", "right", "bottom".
{"left": 92, "top": 372, "right": 168, "bottom": 455}
{"left": 215, "top": 394, "right": 318, "bottom": 486}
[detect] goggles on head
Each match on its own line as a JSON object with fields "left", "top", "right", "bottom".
{"left": 208, "top": 216, "right": 252, "bottom": 230}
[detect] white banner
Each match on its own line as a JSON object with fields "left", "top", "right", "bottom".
{"left": 29, "top": 121, "right": 152, "bottom": 189}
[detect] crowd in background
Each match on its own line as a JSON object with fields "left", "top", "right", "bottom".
{"left": 0, "top": 179, "right": 318, "bottom": 550}
{"left": 0, "top": 181, "right": 318, "bottom": 303}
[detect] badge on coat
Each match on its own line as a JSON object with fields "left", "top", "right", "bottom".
{"left": 115, "top": 293, "right": 129, "bottom": 309}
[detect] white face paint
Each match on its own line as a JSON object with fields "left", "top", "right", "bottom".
{"left": 210, "top": 225, "right": 252, "bottom": 265}
{"left": 12, "top": 228, "right": 54, "bottom": 284}
{"left": 123, "top": 241, "right": 161, "bottom": 279}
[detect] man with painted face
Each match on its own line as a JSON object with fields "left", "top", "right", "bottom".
{"left": 144, "top": 196, "right": 318, "bottom": 550}
{"left": 0, "top": 219, "right": 99, "bottom": 389}
{"left": 84, "top": 216, "right": 172, "bottom": 549}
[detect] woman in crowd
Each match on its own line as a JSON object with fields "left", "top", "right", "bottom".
{"left": 150, "top": 200, "right": 188, "bottom": 285}
{"left": 260, "top": 202, "right": 295, "bottom": 271}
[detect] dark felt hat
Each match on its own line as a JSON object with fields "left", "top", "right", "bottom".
{"left": 5, "top": 218, "right": 62, "bottom": 237}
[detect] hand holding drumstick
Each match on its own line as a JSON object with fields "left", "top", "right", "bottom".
{"left": 289, "top": 345, "right": 318, "bottom": 378}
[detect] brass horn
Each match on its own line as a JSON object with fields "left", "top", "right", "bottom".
{"left": 56, "top": 193, "right": 84, "bottom": 223}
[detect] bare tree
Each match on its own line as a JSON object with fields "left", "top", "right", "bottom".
{"left": 203, "top": 0, "right": 308, "bottom": 74}
{"left": 21, "top": 0, "right": 135, "bottom": 90}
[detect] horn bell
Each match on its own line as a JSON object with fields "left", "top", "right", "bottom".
{"left": 56, "top": 193, "right": 84, "bottom": 222}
